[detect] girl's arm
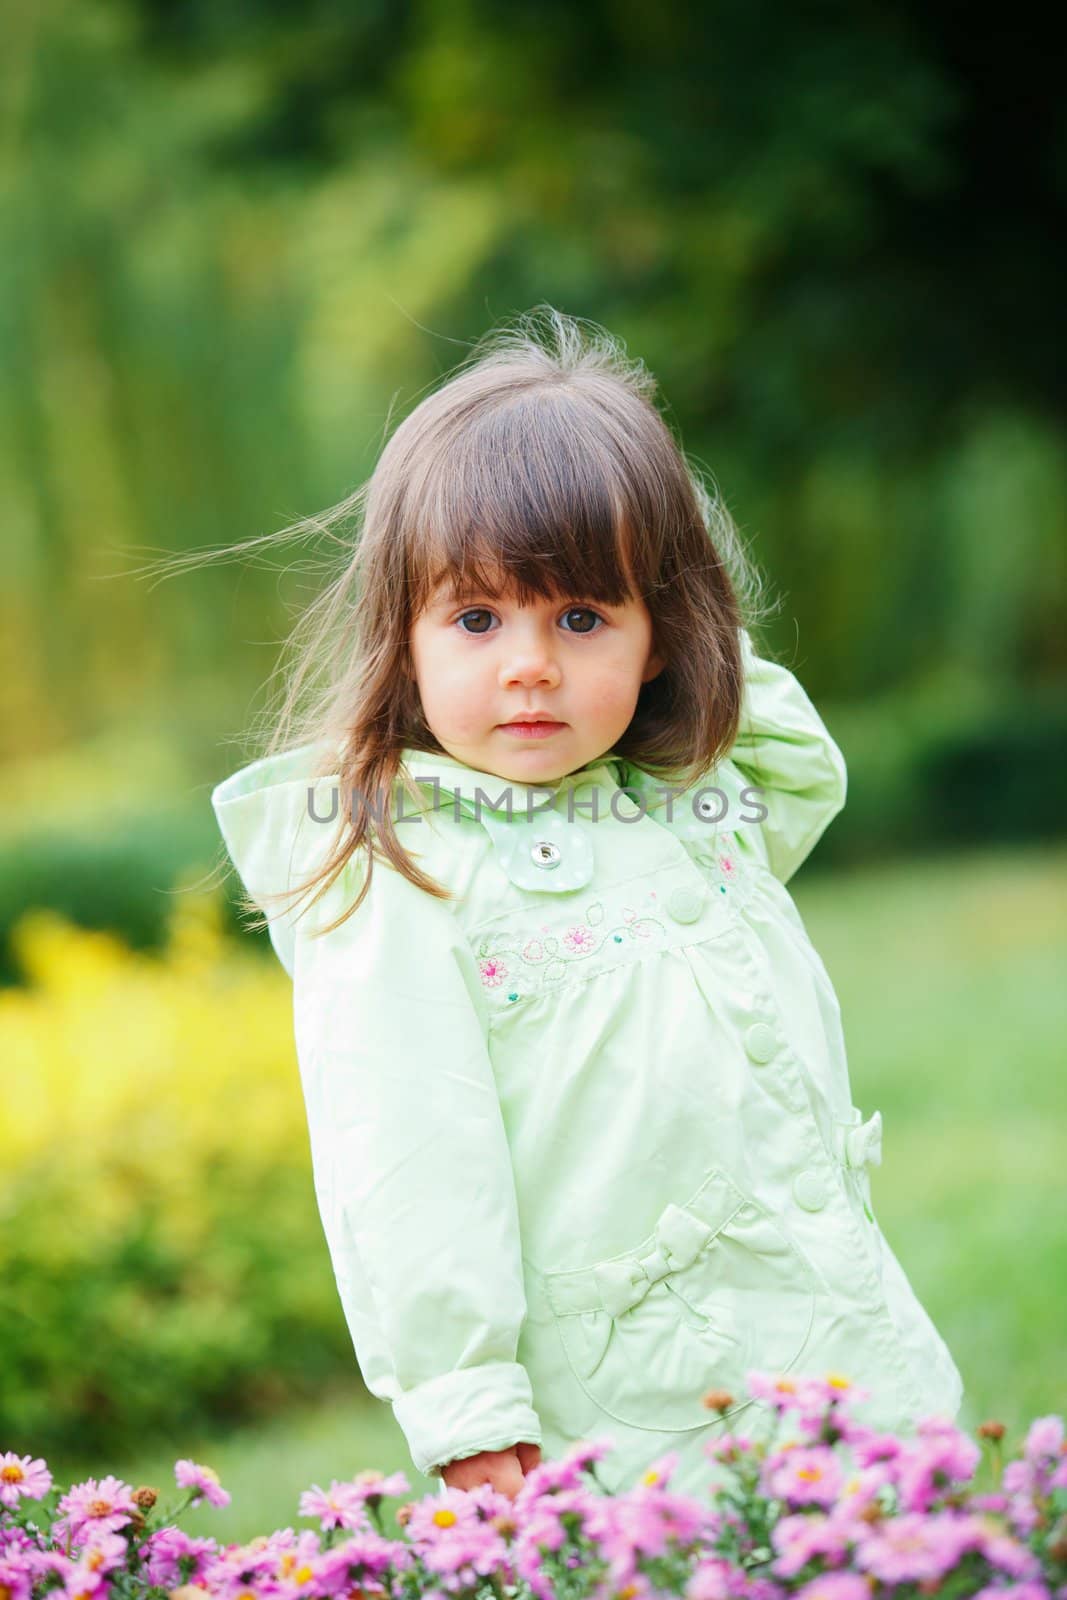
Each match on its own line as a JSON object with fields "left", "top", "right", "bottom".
{"left": 291, "top": 854, "right": 542, "bottom": 1483}
{"left": 725, "top": 627, "right": 849, "bottom": 884}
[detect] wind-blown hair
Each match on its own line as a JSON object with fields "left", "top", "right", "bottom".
{"left": 164, "top": 306, "right": 772, "bottom": 935}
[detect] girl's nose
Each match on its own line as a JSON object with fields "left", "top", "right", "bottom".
{"left": 499, "top": 635, "right": 562, "bottom": 690}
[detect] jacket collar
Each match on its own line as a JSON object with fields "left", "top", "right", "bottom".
{"left": 395, "top": 745, "right": 752, "bottom": 825}
{"left": 397, "top": 745, "right": 630, "bottom": 820}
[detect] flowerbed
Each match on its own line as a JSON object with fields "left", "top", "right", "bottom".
{"left": 3, "top": 1373, "right": 1066, "bottom": 1600}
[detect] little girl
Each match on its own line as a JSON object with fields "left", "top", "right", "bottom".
{"left": 211, "top": 307, "right": 964, "bottom": 1501}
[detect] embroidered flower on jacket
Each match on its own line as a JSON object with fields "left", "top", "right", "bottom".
{"left": 562, "top": 925, "right": 595, "bottom": 953}
{"left": 479, "top": 958, "right": 508, "bottom": 988}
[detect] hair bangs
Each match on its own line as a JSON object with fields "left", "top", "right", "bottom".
{"left": 406, "top": 387, "right": 655, "bottom": 615}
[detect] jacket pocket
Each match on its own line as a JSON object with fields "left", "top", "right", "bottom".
{"left": 541, "top": 1168, "right": 818, "bottom": 1434}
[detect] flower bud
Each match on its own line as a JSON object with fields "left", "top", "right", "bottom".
{"left": 702, "top": 1388, "right": 735, "bottom": 1413}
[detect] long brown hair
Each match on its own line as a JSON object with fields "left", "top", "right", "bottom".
{"left": 157, "top": 306, "right": 773, "bottom": 937}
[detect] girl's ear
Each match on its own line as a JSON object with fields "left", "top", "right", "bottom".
{"left": 642, "top": 646, "right": 667, "bottom": 683}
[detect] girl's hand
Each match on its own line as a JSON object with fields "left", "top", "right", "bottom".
{"left": 440, "top": 1441, "right": 543, "bottom": 1499}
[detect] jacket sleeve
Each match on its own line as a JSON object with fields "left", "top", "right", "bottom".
{"left": 290, "top": 854, "right": 542, "bottom": 1480}
{"left": 725, "top": 627, "right": 848, "bottom": 885}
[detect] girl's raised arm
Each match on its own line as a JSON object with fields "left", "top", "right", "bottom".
{"left": 290, "top": 853, "right": 542, "bottom": 1481}
{"left": 726, "top": 628, "right": 849, "bottom": 884}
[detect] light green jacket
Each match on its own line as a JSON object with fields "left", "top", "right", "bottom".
{"left": 211, "top": 629, "right": 963, "bottom": 1496}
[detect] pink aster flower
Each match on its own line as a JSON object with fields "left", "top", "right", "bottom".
{"left": 685, "top": 1556, "right": 736, "bottom": 1598}
{"left": 52, "top": 1475, "right": 138, "bottom": 1544}
{"left": 771, "top": 1512, "right": 853, "bottom": 1579}
{"left": 746, "top": 1371, "right": 808, "bottom": 1413}
{"left": 298, "top": 1481, "right": 370, "bottom": 1532}
{"left": 141, "top": 1525, "right": 220, "bottom": 1587}
{"left": 315, "top": 1528, "right": 413, "bottom": 1591}
{"left": 174, "top": 1459, "right": 231, "bottom": 1509}
{"left": 854, "top": 1509, "right": 976, "bottom": 1585}
{"left": 347, "top": 1467, "right": 410, "bottom": 1504}
{"left": 895, "top": 1421, "right": 981, "bottom": 1512}
{"left": 794, "top": 1575, "right": 874, "bottom": 1600}
{"left": 516, "top": 1437, "right": 615, "bottom": 1501}
{"left": 0, "top": 1557, "right": 33, "bottom": 1600}
{"left": 0, "top": 1454, "right": 53, "bottom": 1509}
{"left": 421, "top": 1521, "right": 512, "bottom": 1585}
{"left": 404, "top": 1487, "right": 483, "bottom": 1547}
{"left": 62, "top": 1530, "right": 128, "bottom": 1597}
{"left": 762, "top": 1444, "right": 844, "bottom": 1508}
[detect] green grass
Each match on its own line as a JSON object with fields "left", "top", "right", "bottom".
{"left": 44, "top": 844, "right": 1067, "bottom": 1533}
{"left": 792, "top": 841, "right": 1067, "bottom": 1436}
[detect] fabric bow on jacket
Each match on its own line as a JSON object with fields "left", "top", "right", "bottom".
{"left": 592, "top": 1201, "right": 715, "bottom": 1319}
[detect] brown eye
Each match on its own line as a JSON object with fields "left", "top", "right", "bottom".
{"left": 561, "top": 607, "right": 602, "bottom": 635}
{"left": 457, "top": 609, "right": 495, "bottom": 635}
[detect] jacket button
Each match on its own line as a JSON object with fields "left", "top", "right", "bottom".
{"left": 666, "top": 884, "right": 705, "bottom": 923}
{"left": 792, "top": 1171, "right": 828, "bottom": 1211}
{"left": 530, "top": 840, "right": 562, "bottom": 869}
{"left": 744, "top": 1022, "right": 777, "bottom": 1063}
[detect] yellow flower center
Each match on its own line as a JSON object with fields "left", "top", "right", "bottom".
{"left": 0, "top": 1466, "right": 25, "bottom": 1484}
{"left": 88, "top": 1500, "right": 112, "bottom": 1517}
{"left": 797, "top": 1467, "right": 822, "bottom": 1482}
{"left": 641, "top": 1470, "right": 660, "bottom": 1486}
{"left": 295, "top": 1566, "right": 313, "bottom": 1583}
{"left": 826, "top": 1373, "right": 851, "bottom": 1390}
{"left": 432, "top": 1509, "right": 457, "bottom": 1528}
{"left": 775, "top": 1379, "right": 797, "bottom": 1394}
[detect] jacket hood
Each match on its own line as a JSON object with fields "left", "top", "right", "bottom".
{"left": 211, "top": 740, "right": 349, "bottom": 977}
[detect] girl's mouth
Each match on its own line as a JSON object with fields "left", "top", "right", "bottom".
{"left": 499, "top": 721, "right": 567, "bottom": 739}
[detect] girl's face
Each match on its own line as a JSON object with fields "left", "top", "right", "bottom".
{"left": 409, "top": 572, "right": 666, "bottom": 784}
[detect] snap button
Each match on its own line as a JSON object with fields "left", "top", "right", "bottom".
{"left": 530, "top": 840, "right": 562, "bottom": 869}
{"left": 695, "top": 793, "right": 725, "bottom": 821}
{"left": 744, "top": 1022, "right": 777, "bottom": 1064}
{"left": 666, "top": 884, "right": 705, "bottom": 923}
{"left": 792, "top": 1171, "right": 828, "bottom": 1212}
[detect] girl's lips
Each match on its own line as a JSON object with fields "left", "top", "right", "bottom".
{"left": 499, "top": 720, "right": 567, "bottom": 739}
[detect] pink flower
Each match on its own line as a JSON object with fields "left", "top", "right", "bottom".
{"left": 971, "top": 1587, "right": 1052, "bottom": 1600}
{"left": 895, "top": 1421, "right": 981, "bottom": 1512}
{"left": 562, "top": 924, "right": 595, "bottom": 953}
{"left": 478, "top": 957, "right": 508, "bottom": 987}
{"left": 854, "top": 1509, "right": 975, "bottom": 1584}
{"left": 62, "top": 1530, "right": 127, "bottom": 1597}
{"left": 298, "top": 1481, "right": 371, "bottom": 1531}
{"left": 771, "top": 1512, "right": 852, "bottom": 1579}
{"left": 174, "top": 1459, "right": 231, "bottom": 1509}
{"left": 0, "top": 1454, "right": 53, "bottom": 1509}
{"left": 404, "top": 1487, "right": 483, "bottom": 1547}
{"left": 315, "top": 1529, "right": 412, "bottom": 1590}
{"left": 53, "top": 1475, "right": 138, "bottom": 1544}
{"left": 0, "top": 1557, "right": 34, "bottom": 1600}
{"left": 685, "top": 1556, "right": 736, "bottom": 1598}
{"left": 141, "top": 1526, "right": 219, "bottom": 1587}
{"left": 794, "top": 1575, "right": 873, "bottom": 1600}
{"left": 762, "top": 1444, "right": 844, "bottom": 1507}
